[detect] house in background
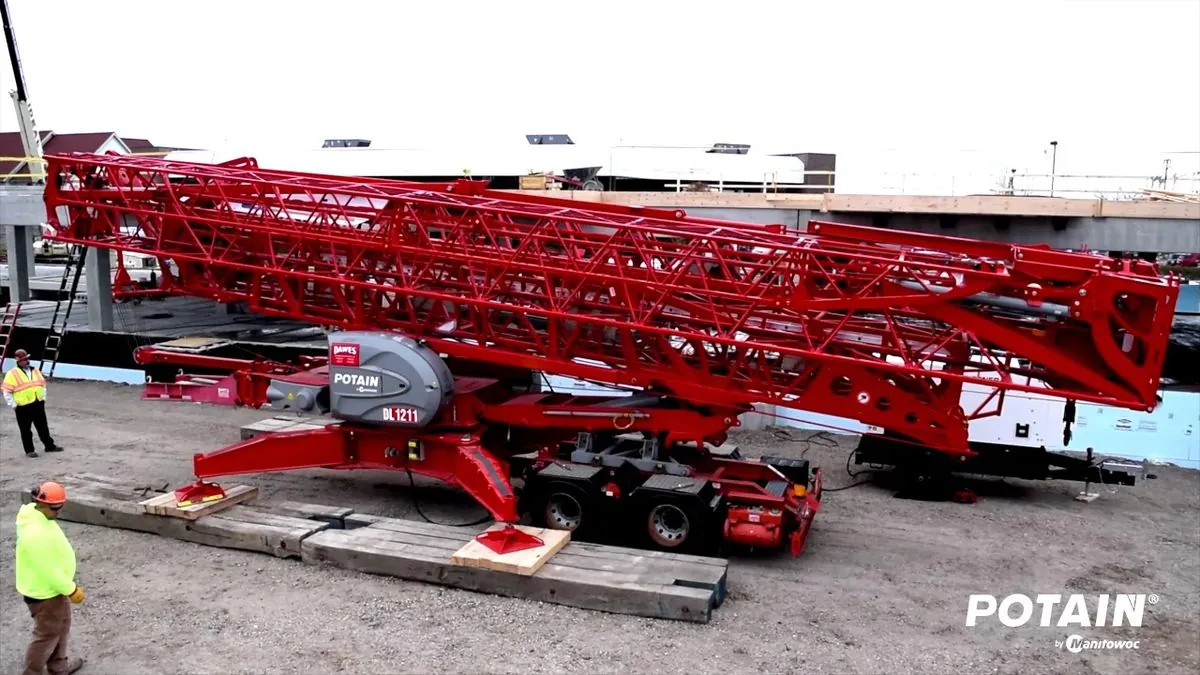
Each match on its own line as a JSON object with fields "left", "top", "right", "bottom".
{"left": 0, "top": 131, "right": 194, "bottom": 183}
{"left": 120, "top": 137, "right": 194, "bottom": 157}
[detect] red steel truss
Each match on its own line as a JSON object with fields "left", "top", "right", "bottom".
{"left": 42, "top": 152, "right": 1179, "bottom": 456}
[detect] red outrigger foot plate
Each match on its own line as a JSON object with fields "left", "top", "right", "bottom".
{"left": 475, "top": 524, "right": 544, "bottom": 555}
{"left": 174, "top": 480, "right": 227, "bottom": 508}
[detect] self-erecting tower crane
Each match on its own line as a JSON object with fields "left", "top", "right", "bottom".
{"left": 40, "top": 152, "right": 1179, "bottom": 555}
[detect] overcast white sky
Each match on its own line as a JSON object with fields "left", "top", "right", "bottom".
{"left": 2, "top": 0, "right": 1198, "bottom": 191}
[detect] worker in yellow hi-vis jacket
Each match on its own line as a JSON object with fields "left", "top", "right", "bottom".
{"left": 16, "top": 482, "right": 86, "bottom": 675}
{"left": 2, "top": 349, "right": 63, "bottom": 457}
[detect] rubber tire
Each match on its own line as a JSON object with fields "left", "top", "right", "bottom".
{"left": 632, "top": 492, "right": 713, "bottom": 555}
{"left": 528, "top": 479, "right": 599, "bottom": 540}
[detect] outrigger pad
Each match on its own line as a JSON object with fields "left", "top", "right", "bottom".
{"left": 474, "top": 524, "right": 544, "bottom": 555}
{"left": 174, "top": 480, "right": 227, "bottom": 508}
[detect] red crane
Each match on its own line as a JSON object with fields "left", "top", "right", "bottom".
{"left": 40, "top": 152, "right": 1179, "bottom": 556}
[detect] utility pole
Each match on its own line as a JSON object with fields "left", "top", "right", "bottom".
{"left": 2, "top": 0, "right": 43, "bottom": 305}
{"left": 1, "top": 0, "right": 45, "bottom": 183}
{"left": 1049, "top": 141, "right": 1058, "bottom": 197}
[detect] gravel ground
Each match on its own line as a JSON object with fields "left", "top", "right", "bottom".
{"left": 1, "top": 380, "right": 1197, "bottom": 675}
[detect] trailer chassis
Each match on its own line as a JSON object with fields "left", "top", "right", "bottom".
{"left": 139, "top": 346, "right": 822, "bottom": 557}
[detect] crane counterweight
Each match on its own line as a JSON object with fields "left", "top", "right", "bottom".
{"left": 327, "top": 332, "right": 454, "bottom": 426}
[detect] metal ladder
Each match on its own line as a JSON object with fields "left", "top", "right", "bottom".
{"left": 39, "top": 244, "right": 88, "bottom": 377}
{"left": 0, "top": 302, "right": 21, "bottom": 362}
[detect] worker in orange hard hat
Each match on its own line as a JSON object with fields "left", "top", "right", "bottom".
{"left": 3, "top": 349, "right": 63, "bottom": 457}
{"left": 15, "top": 481, "right": 86, "bottom": 675}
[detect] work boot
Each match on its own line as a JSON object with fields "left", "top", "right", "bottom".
{"left": 25, "top": 451, "right": 37, "bottom": 458}
{"left": 49, "top": 657, "right": 84, "bottom": 674}
{"left": 46, "top": 445, "right": 64, "bottom": 452}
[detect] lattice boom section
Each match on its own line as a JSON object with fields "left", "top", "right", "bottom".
{"left": 41, "top": 152, "right": 1180, "bottom": 452}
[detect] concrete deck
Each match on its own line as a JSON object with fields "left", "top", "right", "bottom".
{"left": 8, "top": 183, "right": 1195, "bottom": 220}
{"left": 5, "top": 184, "right": 1198, "bottom": 254}
{"left": 12, "top": 296, "right": 327, "bottom": 348}
{"left": 1, "top": 262, "right": 156, "bottom": 297}
{"left": 504, "top": 189, "right": 1200, "bottom": 220}
{"left": 504, "top": 191, "right": 1200, "bottom": 254}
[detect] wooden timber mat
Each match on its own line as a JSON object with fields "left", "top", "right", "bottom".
{"left": 11, "top": 473, "right": 730, "bottom": 623}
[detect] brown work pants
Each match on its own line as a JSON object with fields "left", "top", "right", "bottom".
{"left": 23, "top": 595, "right": 72, "bottom": 675}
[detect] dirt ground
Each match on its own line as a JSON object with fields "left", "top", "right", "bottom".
{"left": 1, "top": 380, "right": 1197, "bottom": 675}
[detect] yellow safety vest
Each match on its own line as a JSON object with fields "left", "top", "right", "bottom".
{"left": 15, "top": 502, "right": 77, "bottom": 600}
{"left": 2, "top": 366, "right": 46, "bottom": 406}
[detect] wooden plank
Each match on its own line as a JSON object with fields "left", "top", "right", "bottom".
{"left": 567, "top": 539, "right": 729, "bottom": 568}
{"left": 57, "top": 479, "right": 157, "bottom": 503}
{"left": 450, "top": 524, "right": 571, "bottom": 576}
{"left": 552, "top": 541, "right": 728, "bottom": 606}
{"left": 518, "top": 175, "right": 550, "bottom": 190}
{"left": 240, "top": 416, "right": 332, "bottom": 440}
{"left": 16, "top": 475, "right": 729, "bottom": 623}
{"left": 238, "top": 417, "right": 296, "bottom": 439}
{"left": 1095, "top": 199, "right": 1200, "bottom": 219}
{"left": 153, "top": 336, "right": 229, "bottom": 350}
{"left": 138, "top": 484, "right": 259, "bottom": 519}
{"left": 17, "top": 485, "right": 327, "bottom": 558}
{"left": 346, "top": 513, "right": 490, "bottom": 538}
{"left": 301, "top": 529, "right": 716, "bottom": 623}
{"left": 268, "top": 501, "right": 355, "bottom": 526}
{"left": 331, "top": 515, "right": 725, "bottom": 605}
{"left": 823, "top": 194, "right": 1095, "bottom": 217}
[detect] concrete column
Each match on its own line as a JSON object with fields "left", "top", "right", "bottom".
{"left": 24, "top": 226, "right": 37, "bottom": 279}
{"left": 4, "top": 225, "right": 34, "bottom": 302}
{"left": 85, "top": 247, "right": 114, "bottom": 331}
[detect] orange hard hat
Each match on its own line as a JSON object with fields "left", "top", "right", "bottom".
{"left": 31, "top": 481, "right": 67, "bottom": 506}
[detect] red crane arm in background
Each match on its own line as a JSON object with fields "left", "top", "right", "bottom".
{"left": 41, "top": 152, "right": 1179, "bottom": 455}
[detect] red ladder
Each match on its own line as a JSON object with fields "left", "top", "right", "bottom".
{"left": 0, "top": 302, "right": 21, "bottom": 363}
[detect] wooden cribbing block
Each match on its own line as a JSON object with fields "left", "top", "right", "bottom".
{"left": 240, "top": 415, "right": 334, "bottom": 440}
{"left": 270, "top": 501, "right": 355, "bottom": 525}
{"left": 15, "top": 475, "right": 731, "bottom": 623}
{"left": 450, "top": 524, "right": 571, "bottom": 576}
{"left": 301, "top": 515, "right": 726, "bottom": 623}
{"left": 17, "top": 478, "right": 328, "bottom": 558}
{"left": 138, "top": 485, "right": 259, "bottom": 520}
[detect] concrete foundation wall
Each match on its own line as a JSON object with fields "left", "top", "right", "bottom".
{"left": 680, "top": 207, "right": 806, "bottom": 230}
{"left": 819, "top": 212, "right": 1199, "bottom": 253}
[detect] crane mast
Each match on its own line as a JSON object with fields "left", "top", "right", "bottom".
{"left": 36, "top": 151, "right": 1181, "bottom": 556}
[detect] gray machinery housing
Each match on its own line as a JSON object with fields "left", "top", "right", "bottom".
{"left": 264, "top": 331, "right": 454, "bottom": 426}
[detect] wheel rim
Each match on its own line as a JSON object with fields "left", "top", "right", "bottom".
{"left": 545, "top": 492, "right": 583, "bottom": 530}
{"left": 647, "top": 503, "right": 690, "bottom": 547}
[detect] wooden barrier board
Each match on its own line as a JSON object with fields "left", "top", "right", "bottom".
{"left": 17, "top": 474, "right": 729, "bottom": 623}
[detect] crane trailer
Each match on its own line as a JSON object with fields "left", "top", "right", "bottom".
{"left": 38, "top": 151, "right": 1180, "bottom": 556}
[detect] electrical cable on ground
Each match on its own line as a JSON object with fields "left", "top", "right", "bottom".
{"left": 405, "top": 466, "right": 492, "bottom": 528}
{"left": 821, "top": 447, "right": 880, "bottom": 493}
{"left": 768, "top": 428, "right": 840, "bottom": 458}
